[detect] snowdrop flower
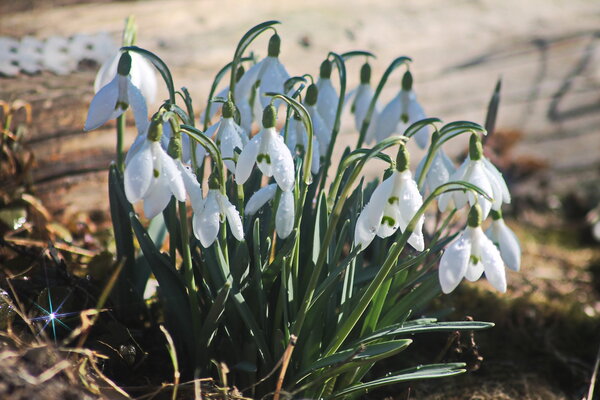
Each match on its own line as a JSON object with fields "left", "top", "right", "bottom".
{"left": 375, "top": 70, "right": 430, "bottom": 148}
{"left": 245, "top": 184, "right": 295, "bottom": 239}
{"left": 235, "top": 105, "right": 295, "bottom": 192}
{"left": 439, "top": 204, "right": 507, "bottom": 293}
{"left": 438, "top": 133, "right": 510, "bottom": 218}
{"left": 235, "top": 33, "right": 290, "bottom": 111}
{"left": 215, "top": 100, "right": 248, "bottom": 172}
{"left": 0, "top": 37, "right": 20, "bottom": 76}
{"left": 42, "top": 36, "right": 75, "bottom": 75}
{"left": 486, "top": 209, "right": 521, "bottom": 272}
{"left": 284, "top": 113, "right": 321, "bottom": 175}
{"left": 123, "top": 117, "right": 186, "bottom": 218}
{"left": 17, "top": 36, "right": 43, "bottom": 74}
{"left": 94, "top": 51, "right": 157, "bottom": 106}
{"left": 415, "top": 134, "right": 456, "bottom": 194}
{"left": 354, "top": 145, "right": 425, "bottom": 252}
{"left": 304, "top": 84, "right": 331, "bottom": 159}
{"left": 84, "top": 52, "right": 148, "bottom": 132}
{"left": 316, "top": 59, "right": 339, "bottom": 131}
{"left": 350, "top": 62, "right": 379, "bottom": 144}
{"left": 192, "top": 177, "right": 244, "bottom": 248}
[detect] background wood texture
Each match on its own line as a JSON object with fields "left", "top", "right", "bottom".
{"left": 1, "top": 0, "right": 599, "bottom": 215}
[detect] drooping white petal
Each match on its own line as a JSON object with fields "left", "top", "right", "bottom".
{"left": 94, "top": 52, "right": 119, "bottom": 93}
{"left": 218, "top": 192, "right": 244, "bottom": 241}
{"left": 310, "top": 136, "right": 321, "bottom": 175}
{"left": 129, "top": 52, "right": 157, "bottom": 105}
{"left": 194, "top": 191, "right": 221, "bottom": 248}
{"left": 236, "top": 131, "right": 261, "bottom": 185}
{"left": 127, "top": 80, "right": 149, "bottom": 134}
{"left": 218, "top": 118, "right": 245, "bottom": 172}
{"left": 245, "top": 184, "right": 277, "bottom": 215}
{"left": 258, "top": 57, "right": 290, "bottom": 107}
{"left": 396, "top": 171, "right": 425, "bottom": 251}
{"left": 409, "top": 99, "right": 430, "bottom": 149}
{"left": 375, "top": 94, "right": 401, "bottom": 143}
{"left": 439, "top": 231, "right": 471, "bottom": 294}
{"left": 377, "top": 200, "right": 401, "bottom": 238}
{"left": 157, "top": 146, "right": 186, "bottom": 202}
{"left": 354, "top": 176, "right": 395, "bottom": 250}
{"left": 353, "top": 84, "right": 379, "bottom": 144}
{"left": 143, "top": 175, "right": 172, "bottom": 219}
{"left": 465, "top": 160, "right": 493, "bottom": 218}
{"left": 124, "top": 139, "right": 153, "bottom": 203}
{"left": 84, "top": 75, "right": 122, "bottom": 131}
{"left": 177, "top": 161, "right": 203, "bottom": 213}
{"left": 316, "top": 77, "right": 338, "bottom": 131}
{"left": 125, "top": 133, "right": 146, "bottom": 165}
{"left": 256, "top": 129, "right": 274, "bottom": 177}
{"left": 270, "top": 132, "right": 295, "bottom": 192}
{"left": 483, "top": 158, "right": 511, "bottom": 205}
{"left": 307, "top": 105, "right": 330, "bottom": 157}
{"left": 235, "top": 59, "right": 264, "bottom": 103}
{"left": 276, "top": 189, "right": 295, "bottom": 239}
{"left": 487, "top": 219, "right": 521, "bottom": 271}
{"left": 478, "top": 229, "right": 507, "bottom": 292}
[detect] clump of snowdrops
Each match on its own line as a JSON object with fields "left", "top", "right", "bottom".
{"left": 85, "top": 18, "right": 521, "bottom": 399}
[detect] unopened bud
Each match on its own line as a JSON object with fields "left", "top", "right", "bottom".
{"left": 468, "top": 204, "right": 483, "bottom": 227}
{"left": 167, "top": 132, "right": 182, "bottom": 159}
{"left": 360, "top": 62, "right": 371, "bottom": 84}
{"left": 268, "top": 33, "right": 281, "bottom": 57}
{"left": 262, "top": 105, "right": 277, "bottom": 128}
{"left": 305, "top": 84, "right": 319, "bottom": 106}
{"left": 117, "top": 52, "right": 132, "bottom": 76}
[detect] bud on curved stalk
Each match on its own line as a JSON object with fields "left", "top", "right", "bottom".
{"left": 350, "top": 62, "right": 379, "bottom": 144}
{"left": 285, "top": 113, "right": 321, "bottom": 175}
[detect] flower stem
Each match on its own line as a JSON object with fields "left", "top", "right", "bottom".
{"left": 116, "top": 114, "right": 126, "bottom": 172}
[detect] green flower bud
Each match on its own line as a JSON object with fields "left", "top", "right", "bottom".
{"left": 223, "top": 99, "right": 236, "bottom": 119}
{"left": 490, "top": 209, "right": 503, "bottom": 221}
{"left": 305, "top": 84, "right": 319, "bottom": 106}
{"left": 262, "top": 104, "right": 277, "bottom": 128}
{"left": 360, "top": 62, "right": 371, "bottom": 84}
{"left": 401, "top": 70, "right": 413, "bottom": 91}
{"left": 468, "top": 204, "right": 483, "bottom": 227}
{"left": 320, "top": 59, "right": 332, "bottom": 79}
{"left": 167, "top": 133, "right": 182, "bottom": 159}
{"left": 147, "top": 114, "right": 163, "bottom": 142}
{"left": 395, "top": 144, "right": 410, "bottom": 172}
{"left": 469, "top": 133, "right": 483, "bottom": 161}
{"left": 268, "top": 33, "right": 281, "bottom": 57}
{"left": 117, "top": 52, "right": 132, "bottom": 76}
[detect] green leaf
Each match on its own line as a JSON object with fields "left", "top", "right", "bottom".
{"left": 198, "top": 281, "right": 231, "bottom": 349}
{"left": 231, "top": 291, "right": 273, "bottom": 365}
{"left": 404, "top": 117, "right": 442, "bottom": 139}
{"left": 340, "top": 50, "right": 376, "bottom": 59}
{"left": 327, "top": 363, "right": 467, "bottom": 399}
{"left": 484, "top": 78, "right": 502, "bottom": 140}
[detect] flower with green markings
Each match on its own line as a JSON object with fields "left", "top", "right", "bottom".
{"left": 304, "top": 83, "right": 331, "bottom": 159}
{"left": 235, "top": 105, "right": 295, "bottom": 192}
{"left": 124, "top": 117, "right": 186, "bottom": 218}
{"left": 437, "top": 133, "right": 510, "bottom": 218}
{"left": 316, "top": 59, "right": 339, "bottom": 131}
{"left": 85, "top": 52, "right": 149, "bottom": 133}
{"left": 354, "top": 145, "right": 424, "bottom": 251}
{"left": 485, "top": 209, "right": 521, "bottom": 272}
{"left": 374, "top": 70, "right": 429, "bottom": 148}
{"left": 215, "top": 100, "right": 248, "bottom": 172}
{"left": 193, "top": 177, "right": 244, "bottom": 247}
{"left": 415, "top": 143, "right": 456, "bottom": 194}
{"left": 439, "top": 204, "right": 507, "bottom": 293}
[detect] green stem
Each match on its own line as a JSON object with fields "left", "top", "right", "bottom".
{"left": 116, "top": 114, "right": 126, "bottom": 172}
{"left": 178, "top": 201, "right": 202, "bottom": 365}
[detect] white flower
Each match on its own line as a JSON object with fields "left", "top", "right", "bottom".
{"left": 245, "top": 183, "right": 294, "bottom": 239}
{"left": 350, "top": 82, "right": 379, "bottom": 144}
{"left": 124, "top": 136, "right": 186, "bottom": 219}
{"left": 439, "top": 205, "right": 507, "bottom": 293}
{"left": 94, "top": 51, "right": 157, "bottom": 106}
{"left": 215, "top": 102, "right": 248, "bottom": 172}
{"left": 437, "top": 134, "right": 510, "bottom": 218}
{"left": 285, "top": 113, "right": 321, "bottom": 175}
{"left": 354, "top": 160, "right": 424, "bottom": 252}
{"left": 235, "top": 105, "right": 295, "bottom": 192}
{"left": 485, "top": 210, "right": 521, "bottom": 272}
{"left": 374, "top": 71, "right": 429, "bottom": 148}
{"left": 192, "top": 189, "right": 244, "bottom": 248}
{"left": 235, "top": 33, "right": 290, "bottom": 111}
{"left": 316, "top": 60, "right": 339, "bottom": 131}
{"left": 84, "top": 52, "right": 148, "bottom": 132}
{"left": 415, "top": 147, "right": 456, "bottom": 194}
